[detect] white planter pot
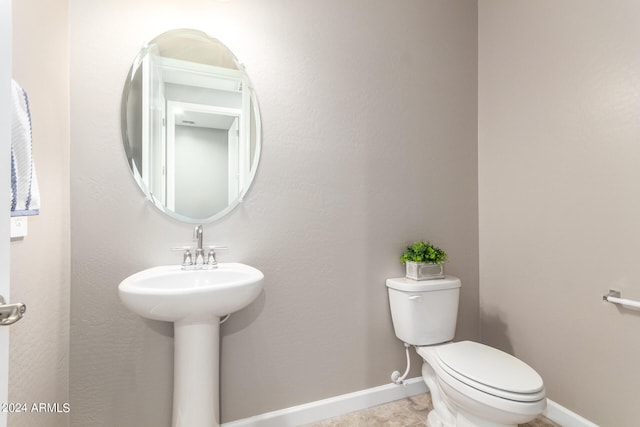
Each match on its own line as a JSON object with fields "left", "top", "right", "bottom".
{"left": 405, "top": 261, "right": 444, "bottom": 281}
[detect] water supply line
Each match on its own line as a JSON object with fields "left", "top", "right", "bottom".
{"left": 391, "top": 342, "right": 411, "bottom": 385}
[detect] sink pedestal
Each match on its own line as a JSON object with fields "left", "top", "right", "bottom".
{"left": 118, "top": 263, "right": 264, "bottom": 427}
{"left": 173, "top": 320, "right": 220, "bottom": 427}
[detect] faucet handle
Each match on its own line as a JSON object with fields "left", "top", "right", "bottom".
{"left": 205, "top": 246, "right": 228, "bottom": 268}
{"left": 171, "top": 246, "right": 194, "bottom": 268}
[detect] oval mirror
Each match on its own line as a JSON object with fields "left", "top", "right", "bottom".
{"left": 121, "top": 29, "right": 262, "bottom": 223}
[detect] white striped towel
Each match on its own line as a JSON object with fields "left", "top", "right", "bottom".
{"left": 10, "top": 79, "right": 40, "bottom": 217}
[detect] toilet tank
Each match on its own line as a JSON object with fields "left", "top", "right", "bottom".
{"left": 386, "top": 276, "right": 461, "bottom": 346}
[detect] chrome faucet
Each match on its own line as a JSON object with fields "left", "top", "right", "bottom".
{"left": 173, "top": 225, "right": 227, "bottom": 270}
{"left": 194, "top": 225, "right": 205, "bottom": 266}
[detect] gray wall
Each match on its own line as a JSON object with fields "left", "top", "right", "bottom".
{"left": 478, "top": 1, "right": 640, "bottom": 425}
{"left": 10, "top": 0, "right": 70, "bottom": 426}
{"left": 69, "top": 0, "right": 478, "bottom": 425}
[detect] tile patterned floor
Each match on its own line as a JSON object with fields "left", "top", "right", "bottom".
{"left": 303, "top": 393, "right": 559, "bottom": 427}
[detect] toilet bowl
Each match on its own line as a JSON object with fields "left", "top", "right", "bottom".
{"left": 386, "top": 277, "right": 546, "bottom": 427}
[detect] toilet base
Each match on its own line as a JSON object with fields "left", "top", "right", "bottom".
{"left": 427, "top": 409, "right": 447, "bottom": 427}
{"left": 427, "top": 409, "right": 519, "bottom": 427}
{"left": 422, "top": 359, "right": 541, "bottom": 427}
{"left": 455, "top": 411, "right": 517, "bottom": 427}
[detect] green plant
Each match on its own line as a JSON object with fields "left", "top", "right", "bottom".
{"left": 400, "top": 240, "right": 448, "bottom": 265}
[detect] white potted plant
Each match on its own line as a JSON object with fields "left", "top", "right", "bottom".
{"left": 400, "top": 240, "right": 448, "bottom": 281}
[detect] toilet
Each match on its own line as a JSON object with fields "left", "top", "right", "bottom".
{"left": 386, "top": 276, "right": 546, "bottom": 427}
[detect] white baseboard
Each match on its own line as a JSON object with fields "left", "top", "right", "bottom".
{"left": 223, "top": 378, "right": 597, "bottom": 427}
{"left": 545, "top": 399, "right": 599, "bottom": 427}
{"left": 222, "top": 377, "right": 428, "bottom": 427}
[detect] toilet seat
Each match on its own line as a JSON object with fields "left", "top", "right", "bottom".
{"left": 419, "top": 341, "right": 545, "bottom": 403}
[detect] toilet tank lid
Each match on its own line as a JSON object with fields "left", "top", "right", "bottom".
{"left": 386, "top": 276, "right": 461, "bottom": 292}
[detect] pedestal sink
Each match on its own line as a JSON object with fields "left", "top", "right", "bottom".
{"left": 118, "top": 263, "right": 264, "bottom": 427}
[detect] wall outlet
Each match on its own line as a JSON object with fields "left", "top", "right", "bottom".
{"left": 10, "top": 217, "right": 28, "bottom": 238}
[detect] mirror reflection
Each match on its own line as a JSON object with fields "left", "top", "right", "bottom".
{"left": 121, "top": 29, "right": 261, "bottom": 223}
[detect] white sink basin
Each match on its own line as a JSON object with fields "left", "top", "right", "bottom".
{"left": 118, "top": 262, "right": 264, "bottom": 322}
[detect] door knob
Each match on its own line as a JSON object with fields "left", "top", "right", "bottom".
{"left": 0, "top": 295, "right": 26, "bottom": 326}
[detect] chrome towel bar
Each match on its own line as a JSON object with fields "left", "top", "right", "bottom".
{"left": 603, "top": 289, "right": 640, "bottom": 310}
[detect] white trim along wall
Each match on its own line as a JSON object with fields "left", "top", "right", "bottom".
{"left": 222, "top": 379, "right": 597, "bottom": 427}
